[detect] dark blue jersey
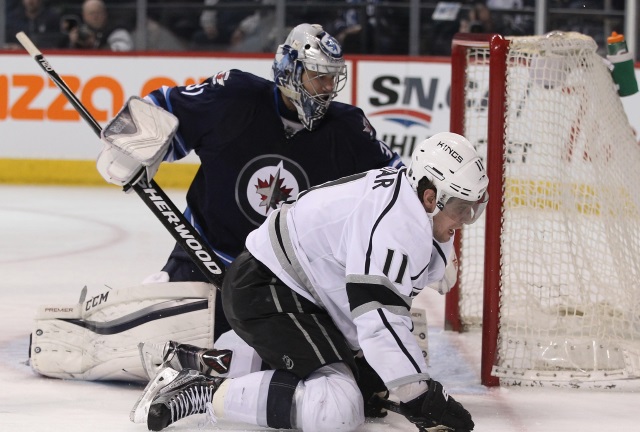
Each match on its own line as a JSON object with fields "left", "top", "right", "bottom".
{"left": 146, "top": 70, "right": 402, "bottom": 262}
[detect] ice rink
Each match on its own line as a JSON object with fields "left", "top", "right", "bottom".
{"left": 1, "top": 184, "right": 639, "bottom": 432}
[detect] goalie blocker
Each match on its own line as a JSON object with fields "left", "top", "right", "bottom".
{"left": 30, "top": 282, "right": 216, "bottom": 381}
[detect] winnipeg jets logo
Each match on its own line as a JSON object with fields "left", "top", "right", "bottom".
{"left": 255, "top": 162, "right": 294, "bottom": 213}
{"left": 236, "top": 155, "right": 310, "bottom": 226}
{"left": 362, "top": 116, "right": 373, "bottom": 136}
{"left": 320, "top": 33, "right": 342, "bottom": 58}
{"left": 214, "top": 70, "right": 230, "bottom": 86}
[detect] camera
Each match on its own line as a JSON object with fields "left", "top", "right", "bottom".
{"left": 61, "top": 14, "right": 95, "bottom": 47}
{"left": 61, "top": 15, "right": 80, "bottom": 33}
{"left": 77, "top": 24, "right": 95, "bottom": 44}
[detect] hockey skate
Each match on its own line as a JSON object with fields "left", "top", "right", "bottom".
{"left": 146, "top": 368, "right": 224, "bottom": 431}
{"left": 139, "top": 340, "right": 232, "bottom": 380}
{"left": 133, "top": 341, "right": 232, "bottom": 423}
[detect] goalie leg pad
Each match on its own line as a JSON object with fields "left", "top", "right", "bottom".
{"left": 30, "top": 282, "right": 216, "bottom": 381}
{"left": 411, "top": 307, "right": 429, "bottom": 365}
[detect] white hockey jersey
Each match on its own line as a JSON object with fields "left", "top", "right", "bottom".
{"left": 245, "top": 167, "right": 453, "bottom": 389}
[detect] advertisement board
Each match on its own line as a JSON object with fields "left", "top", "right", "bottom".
{"left": 1, "top": 50, "right": 639, "bottom": 185}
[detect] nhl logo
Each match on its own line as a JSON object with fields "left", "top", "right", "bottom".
{"left": 282, "top": 355, "right": 294, "bottom": 370}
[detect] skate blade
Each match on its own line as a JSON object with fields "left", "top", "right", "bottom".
{"left": 130, "top": 366, "right": 179, "bottom": 423}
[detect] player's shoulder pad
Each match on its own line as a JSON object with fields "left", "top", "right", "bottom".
{"left": 325, "top": 101, "right": 377, "bottom": 139}
{"left": 208, "top": 69, "right": 273, "bottom": 93}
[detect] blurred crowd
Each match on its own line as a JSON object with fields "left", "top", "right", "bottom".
{"left": 2, "top": 0, "right": 628, "bottom": 56}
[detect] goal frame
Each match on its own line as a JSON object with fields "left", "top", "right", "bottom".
{"left": 447, "top": 31, "right": 640, "bottom": 388}
{"left": 447, "top": 33, "right": 508, "bottom": 387}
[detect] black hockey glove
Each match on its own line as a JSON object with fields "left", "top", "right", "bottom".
{"left": 354, "top": 354, "right": 389, "bottom": 418}
{"left": 398, "top": 380, "right": 474, "bottom": 432}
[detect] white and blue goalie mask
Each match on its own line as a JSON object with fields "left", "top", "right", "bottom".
{"left": 273, "top": 24, "right": 347, "bottom": 131}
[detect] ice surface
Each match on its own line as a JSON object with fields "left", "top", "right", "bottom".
{"left": 1, "top": 185, "right": 639, "bottom": 431}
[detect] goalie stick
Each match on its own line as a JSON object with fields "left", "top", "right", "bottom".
{"left": 15, "top": 31, "right": 225, "bottom": 288}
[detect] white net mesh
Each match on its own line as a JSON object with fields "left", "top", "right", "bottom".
{"left": 457, "top": 32, "right": 640, "bottom": 383}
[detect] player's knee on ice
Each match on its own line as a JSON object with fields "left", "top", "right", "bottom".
{"left": 297, "top": 363, "right": 364, "bottom": 432}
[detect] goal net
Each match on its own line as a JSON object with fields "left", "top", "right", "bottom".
{"left": 448, "top": 32, "right": 640, "bottom": 387}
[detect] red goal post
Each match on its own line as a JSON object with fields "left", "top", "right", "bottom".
{"left": 447, "top": 32, "right": 640, "bottom": 388}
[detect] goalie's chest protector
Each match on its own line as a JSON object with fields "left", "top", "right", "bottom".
{"left": 161, "top": 70, "right": 395, "bottom": 259}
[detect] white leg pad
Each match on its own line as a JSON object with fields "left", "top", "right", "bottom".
{"left": 30, "top": 282, "right": 216, "bottom": 381}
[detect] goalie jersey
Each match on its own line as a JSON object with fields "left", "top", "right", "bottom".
{"left": 145, "top": 70, "right": 402, "bottom": 264}
{"left": 246, "top": 167, "right": 453, "bottom": 388}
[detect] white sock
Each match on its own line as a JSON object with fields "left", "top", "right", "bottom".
{"left": 211, "top": 370, "right": 275, "bottom": 427}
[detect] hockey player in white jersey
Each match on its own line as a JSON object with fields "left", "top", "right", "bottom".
{"left": 133, "top": 132, "right": 488, "bottom": 432}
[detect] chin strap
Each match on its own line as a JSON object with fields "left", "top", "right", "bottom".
{"left": 277, "top": 85, "right": 300, "bottom": 102}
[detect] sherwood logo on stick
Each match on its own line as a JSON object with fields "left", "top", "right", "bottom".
{"left": 37, "top": 56, "right": 54, "bottom": 72}
{"left": 141, "top": 185, "right": 223, "bottom": 276}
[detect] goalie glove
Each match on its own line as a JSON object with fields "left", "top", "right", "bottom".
{"left": 97, "top": 96, "right": 178, "bottom": 188}
{"left": 398, "top": 380, "right": 474, "bottom": 432}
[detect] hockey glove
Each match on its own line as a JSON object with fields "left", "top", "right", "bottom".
{"left": 354, "top": 353, "right": 388, "bottom": 418}
{"left": 399, "top": 380, "right": 474, "bottom": 432}
{"left": 97, "top": 96, "right": 178, "bottom": 188}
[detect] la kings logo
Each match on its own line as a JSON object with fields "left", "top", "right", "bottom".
{"left": 236, "top": 155, "right": 310, "bottom": 226}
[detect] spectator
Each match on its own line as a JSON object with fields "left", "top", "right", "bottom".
{"left": 228, "top": 0, "right": 279, "bottom": 53}
{"left": 4, "top": 0, "right": 64, "bottom": 49}
{"left": 133, "top": 18, "right": 187, "bottom": 51}
{"left": 223, "top": 0, "right": 259, "bottom": 44}
{"left": 548, "top": 0, "right": 621, "bottom": 53}
{"left": 285, "top": 0, "right": 319, "bottom": 24}
{"left": 325, "top": 0, "right": 408, "bottom": 54}
{"left": 189, "top": 0, "right": 225, "bottom": 51}
{"left": 147, "top": 0, "right": 201, "bottom": 44}
{"left": 487, "top": 0, "right": 533, "bottom": 36}
{"left": 423, "top": 1, "right": 470, "bottom": 56}
{"left": 190, "top": 0, "right": 263, "bottom": 50}
{"left": 65, "top": 0, "right": 133, "bottom": 51}
{"left": 462, "top": 1, "right": 496, "bottom": 34}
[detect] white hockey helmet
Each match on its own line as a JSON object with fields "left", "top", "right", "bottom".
{"left": 272, "top": 23, "right": 347, "bottom": 130}
{"left": 407, "top": 132, "right": 489, "bottom": 224}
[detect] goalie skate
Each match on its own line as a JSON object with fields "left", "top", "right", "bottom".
{"left": 130, "top": 366, "right": 180, "bottom": 423}
{"left": 139, "top": 341, "right": 232, "bottom": 380}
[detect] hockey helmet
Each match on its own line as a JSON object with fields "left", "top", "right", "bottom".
{"left": 407, "top": 132, "right": 489, "bottom": 224}
{"left": 273, "top": 24, "right": 347, "bottom": 130}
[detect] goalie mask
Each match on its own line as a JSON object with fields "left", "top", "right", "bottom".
{"left": 273, "top": 23, "right": 347, "bottom": 131}
{"left": 407, "top": 132, "right": 489, "bottom": 225}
